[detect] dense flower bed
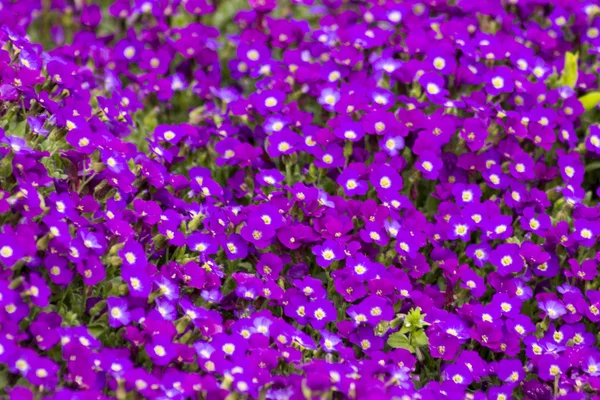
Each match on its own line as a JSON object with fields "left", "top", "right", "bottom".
{"left": 1, "top": 0, "right": 600, "bottom": 398}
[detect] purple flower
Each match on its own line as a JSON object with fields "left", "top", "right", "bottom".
{"left": 337, "top": 168, "right": 368, "bottom": 197}
{"left": 485, "top": 215, "right": 514, "bottom": 240}
{"left": 459, "top": 266, "right": 486, "bottom": 297}
{"left": 241, "top": 219, "right": 275, "bottom": 249}
{"left": 65, "top": 126, "right": 100, "bottom": 155}
{"left": 520, "top": 207, "right": 551, "bottom": 234}
{"left": 220, "top": 234, "right": 249, "bottom": 260}
{"left": 538, "top": 299, "right": 567, "bottom": 320}
{"left": 256, "top": 169, "right": 285, "bottom": 188}
{"left": 537, "top": 354, "right": 569, "bottom": 382}
{"left": 429, "top": 331, "right": 460, "bottom": 360}
{"left": 267, "top": 131, "right": 300, "bottom": 157}
{"left": 312, "top": 240, "right": 344, "bottom": 267}
{"left": 567, "top": 258, "right": 598, "bottom": 281}
{"left": 443, "top": 363, "right": 473, "bottom": 386}
{"left": 490, "top": 244, "right": 524, "bottom": 276}
{"left": 147, "top": 335, "right": 176, "bottom": 366}
{"left": 558, "top": 153, "right": 584, "bottom": 184}
{"left": 485, "top": 66, "right": 514, "bottom": 95}
{"left": 509, "top": 152, "right": 535, "bottom": 181}
{"left": 419, "top": 72, "right": 448, "bottom": 102}
{"left": 314, "top": 144, "right": 345, "bottom": 169}
{"left": 107, "top": 297, "right": 131, "bottom": 328}
{"left": 25, "top": 274, "right": 50, "bottom": 308}
{"left": 370, "top": 165, "right": 403, "bottom": 193}
{"left": 122, "top": 267, "right": 152, "bottom": 299}
{"left": 318, "top": 86, "right": 340, "bottom": 111}
{"left": 416, "top": 151, "right": 443, "bottom": 179}
{"left": 0, "top": 234, "right": 24, "bottom": 267}
{"left": 334, "top": 117, "right": 365, "bottom": 142}
{"left": 447, "top": 216, "right": 472, "bottom": 241}
{"left": 495, "top": 358, "right": 524, "bottom": 384}
{"left": 249, "top": 0, "right": 277, "bottom": 12}
{"left": 572, "top": 219, "right": 599, "bottom": 246}
{"left": 307, "top": 299, "right": 336, "bottom": 329}
{"left": 583, "top": 354, "right": 600, "bottom": 376}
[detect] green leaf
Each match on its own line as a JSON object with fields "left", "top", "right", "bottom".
{"left": 0, "top": 368, "right": 8, "bottom": 390}
{"left": 306, "top": 163, "right": 318, "bottom": 183}
{"left": 88, "top": 322, "right": 106, "bottom": 338}
{"left": 175, "top": 316, "right": 191, "bottom": 334}
{"left": 405, "top": 307, "right": 429, "bottom": 330}
{"left": 89, "top": 300, "right": 106, "bottom": 317}
{"left": 387, "top": 332, "right": 415, "bottom": 352}
{"left": 301, "top": 379, "right": 312, "bottom": 400}
{"left": 64, "top": 311, "right": 79, "bottom": 326}
{"left": 11, "top": 120, "right": 28, "bottom": 136}
{"left": 390, "top": 316, "right": 403, "bottom": 329}
{"left": 72, "top": 293, "right": 83, "bottom": 315}
{"left": 0, "top": 154, "right": 13, "bottom": 178}
{"left": 557, "top": 51, "right": 578, "bottom": 88}
{"left": 412, "top": 330, "right": 429, "bottom": 347}
{"left": 585, "top": 162, "right": 600, "bottom": 172}
{"left": 578, "top": 91, "right": 600, "bottom": 111}
{"left": 375, "top": 321, "right": 390, "bottom": 336}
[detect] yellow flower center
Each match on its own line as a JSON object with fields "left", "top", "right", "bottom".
{"left": 501, "top": 256, "right": 513, "bottom": 267}
{"left": 0, "top": 246, "right": 13, "bottom": 258}
{"left": 322, "top": 250, "right": 335, "bottom": 260}
{"left": 154, "top": 345, "right": 166, "bottom": 357}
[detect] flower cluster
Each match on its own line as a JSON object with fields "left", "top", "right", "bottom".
{"left": 1, "top": 0, "right": 600, "bottom": 398}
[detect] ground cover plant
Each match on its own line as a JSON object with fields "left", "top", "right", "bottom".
{"left": 1, "top": 0, "right": 600, "bottom": 398}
